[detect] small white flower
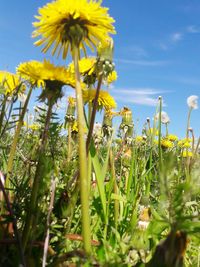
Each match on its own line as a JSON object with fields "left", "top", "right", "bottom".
{"left": 187, "top": 95, "right": 198, "bottom": 109}
{"left": 155, "top": 111, "right": 170, "bottom": 124}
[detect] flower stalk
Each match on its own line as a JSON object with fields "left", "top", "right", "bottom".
{"left": 6, "top": 86, "right": 33, "bottom": 190}
{"left": 86, "top": 74, "right": 103, "bottom": 154}
{"left": 72, "top": 46, "right": 91, "bottom": 255}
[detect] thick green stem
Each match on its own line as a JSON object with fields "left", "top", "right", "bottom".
{"left": 6, "top": 87, "right": 33, "bottom": 189}
{"left": 22, "top": 99, "right": 54, "bottom": 251}
{"left": 87, "top": 88, "right": 93, "bottom": 193}
{"left": 73, "top": 47, "right": 91, "bottom": 254}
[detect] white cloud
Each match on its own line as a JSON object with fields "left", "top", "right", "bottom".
{"left": 158, "top": 26, "right": 200, "bottom": 51}
{"left": 115, "top": 58, "right": 169, "bottom": 67}
{"left": 171, "top": 32, "right": 183, "bottom": 42}
{"left": 112, "top": 88, "right": 167, "bottom": 107}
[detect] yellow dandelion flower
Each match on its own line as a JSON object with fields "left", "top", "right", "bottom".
{"left": 161, "top": 139, "right": 174, "bottom": 148}
{"left": 182, "top": 150, "right": 193, "bottom": 158}
{"left": 68, "top": 96, "right": 76, "bottom": 106}
{"left": 33, "top": 0, "right": 116, "bottom": 59}
{"left": 135, "top": 136, "right": 143, "bottom": 143}
{"left": 29, "top": 124, "right": 40, "bottom": 131}
{"left": 0, "top": 71, "right": 23, "bottom": 95}
{"left": 68, "top": 57, "right": 96, "bottom": 75}
{"left": 71, "top": 120, "right": 87, "bottom": 134}
{"left": 72, "top": 121, "right": 78, "bottom": 133}
{"left": 17, "top": 60, "right": 76, "bottom": 88}
{"left": 17, "top": 61, "right": 45, "bottom": 87}
{"left": 41, "top": 60, "right": 76, "bottom": 86}
{"left": 83, "top": 89, "right": 116, "bottom": 110}
{"left": 166, "top": 134, "right": 178, "bottom": 142}
{"left": 106, "top": 70, "right": 118, "bottom": 84}
{"left": 178, "top": 139, "right": 192, "bottom": 148}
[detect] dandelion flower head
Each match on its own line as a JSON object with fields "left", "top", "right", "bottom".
{"left": 182, "top": 150, "right": 193, "bottom": 158}
{"left": 166, "top": 134, "right": 178, "bottom": 142}
{"left": 33, "top": 0, "right": 116, "bottom": 59}
{"left": 187, "top": 95, "right": 198, "bottom": 109}
{"left": 155, "top": 111, "right": 170, "bottom": 124}
{"left": 17, "top": 60, "right": 75, "bottom": 88}
{"left": 68, "top": 57, "right": 96, "bottom": 75}
{"left": 178, "top": 139, "right": 192, "bottom": 148}
{"left": 161, "top": 139, "right": 174, "bottom": 148}
{"left": 83, "top": 89, "right": 116, "bottom": 110}
{"left": 106, "top": 70, "right": 118, "bottom": 85}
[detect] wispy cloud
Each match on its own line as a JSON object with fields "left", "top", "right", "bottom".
{"left": 174, "top": 77, "right": 200, "bottom": 86}
{"left": 127, "top": 45, "right": 148, "bottom": 57}
{"left": 159, "top": 25, "right": 200, "bottom": 51}
{"left": 115, "top": 58, "right": 169, "bottom": 67}
{"left": 171, "top": 32, "right": 183, "bottom": 43}
{"left": 112, "top": 88, "right": 167, "bottom": 107}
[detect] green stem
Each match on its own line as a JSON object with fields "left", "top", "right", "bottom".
{"left": 87, "top": 88, "right": 93, "bottom": 193}
{"left": 0, "top": 97, "right": 14, "bottom": 138}
{"left": 186, "top": 108, "right": 192, "bottom": 180}
{"left": 6, "top": 87, "right": 33, "bottom": 189}
{"left": 110, "top": 149, "right": 119, "bottom": 229}
{"left": 0, "top": 96, "right": 7, "bottom": 134}
{"left": 22, "top": 99, "right": 54, "bottom": 251}
{"left": 67, "top": 124, "right": 72, "bottom": 162}
{"left": 86, "top": 75, "right": 103, "bottom": 154}
{"left": 73, "top": 46, "right": 91, "bottom": 255}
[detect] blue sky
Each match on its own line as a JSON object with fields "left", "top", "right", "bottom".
{"left": 0, "top": 0, "right": 199, "bottom": 137}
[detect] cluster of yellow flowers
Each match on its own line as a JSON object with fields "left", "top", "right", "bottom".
{"left": 178, "top": 138, "right": 192, "bottom": 148}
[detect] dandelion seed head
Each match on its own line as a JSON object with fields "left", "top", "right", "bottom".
{"left": 187, "top": 95, "right": 198, "bottom": 109}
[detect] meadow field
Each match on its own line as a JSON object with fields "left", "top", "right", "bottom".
{"left": 0, "top": 0, "right": 200, "bottom": 266}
